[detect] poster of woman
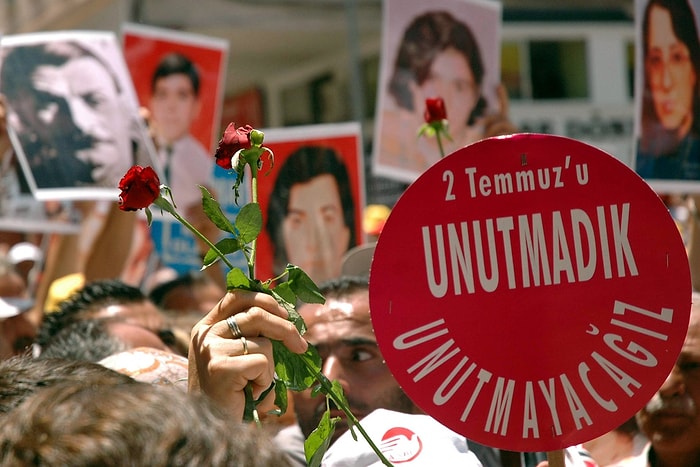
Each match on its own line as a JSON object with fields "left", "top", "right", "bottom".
{"left": 635, "top": 0, "right": 700, "bottom": 192}
{"left": 373, "top": 0, "right": 502, "bottom": 184}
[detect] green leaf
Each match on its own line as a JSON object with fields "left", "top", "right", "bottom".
{"left": 226, "top": 268, "right": 252, "bottom": 289}
{"left": 269, "top": 288, "right": 306, "bottom": 335}
{"left": 145, "top": 207, "right": 153, "bottom": 226}
{"left": 213, "top": 237, "right": 242, "bottom": 256}
{"left": 329, "top": 381, "right": 356, "bottom": 439}
{"left": 273, "top": 341, "right": 321, "bottom": 392}
{"left": 235, "top": 202, "right": 262, "bottom": 244}
{"left": 286, "top": 265, "right": 325, "bottom": 304}
{"left": 274, "top": 294, "right": 306, "bottom": 335}
{"left": 202, "top": 238, "right": 241, "bottom": 267}
{"left": 304, "top": 410, "right": 338, "bottom": 467}
{"left": 272, "top": 379, "right": 288, "bottom": 416}
{"left": 241, "top": 146, "right": 265, "bottom": 166}
{"left": 200, "top": 186, "right": 235, "bottom": 234}
{"left": 201, "top": 251, "right": 220, "bottom": 269}
{"left": 272, "top": 281, "right": 296, "bottom": 305}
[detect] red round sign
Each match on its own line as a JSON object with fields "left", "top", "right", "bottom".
{"left": 369, "top": 134, "right": 691, "bottom": 452}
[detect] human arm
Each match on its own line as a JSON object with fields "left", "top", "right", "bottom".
{"left": 188, "top": 289, "right": 308, "bottom": 420}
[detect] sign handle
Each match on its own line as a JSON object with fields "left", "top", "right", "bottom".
{"left": 547, "top": 450, "right": 566, "bottom": 467}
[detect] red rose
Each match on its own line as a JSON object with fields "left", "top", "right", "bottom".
{"left": 215, "top": 123, "right": 254, "bottom": 170}
{"left": 424, "top": 97, "right": 447, "bottom": 123}
{"left": 118, "top": 165, "right": 161, "bottom": 211}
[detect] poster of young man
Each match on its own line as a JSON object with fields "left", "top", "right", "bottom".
{"left": 634, "top": 0, "right": 700, "bottom": 192}
{"left": 255, "top": 122, "right": 365, "bottom": 285}
{"left": 373, "top": 0, "right": 502, "bottom": 184}
{"left": 121, "top": 24, "right": 230, "bottom": 279}
{"left": 0, "top": 31, "right": 158, "bottom": 201}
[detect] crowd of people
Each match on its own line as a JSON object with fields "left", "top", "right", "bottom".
{"left": 1, "top": 0, "right": 700, "bottom": 466}
{"left": 1, "top": 222, "right": 699, "bottom": 466}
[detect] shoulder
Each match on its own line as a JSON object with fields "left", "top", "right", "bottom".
{"left": 273, "top": 424, "right": 306, "bottom": 467}
{"left": 606, "top": 441, "right": 651, "bottom": 467}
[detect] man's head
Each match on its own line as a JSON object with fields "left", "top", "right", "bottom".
{"left": 1, "top": 41, "right": 132, "bottom": 188}
{"left": 149, "top": 52, "right": 201, "bottom": 144}
{"left": 148, "top": 270, "right": 223, "bottom": 314}
{"left": 38, "top": 319, "right": 174, "bottom": 362}
{"left": 0, "top": 356, "right": 136, "bottom": 416}
{"left": 637, "top": 294, "right": 700, "bottom": 462}
{"left": 266, "top": 146, "right": 356, "bottom": 284}
{"left": 0, "top": 381, "right": 291, "bottom": 466}
{"left": 293, "top": 276, "right": 419, "bottom": 443}
{"left": 37, "top": 279, "right": 175, "bottom": 354}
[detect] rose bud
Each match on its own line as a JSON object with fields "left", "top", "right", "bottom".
{"left": 424, "top": 97, "right": 447, "bottom": 123}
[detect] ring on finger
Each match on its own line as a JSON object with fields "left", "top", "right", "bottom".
{"left": 240, "top": 336, "right": 249, "bottom": 355}
{"left": 226, "top": 315, "right": 243, "bottom": 339}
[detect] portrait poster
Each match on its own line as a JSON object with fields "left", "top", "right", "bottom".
{"left": 255, "top": 122, "right": 365, "bottom": 285}
{"left": 0, "top": 31, "right": 159, "bottom": 201}
{"left": 372, "top": 0, "right": 502, "bottom": 184}
{"left": 122, "top": 23, "right": 230, "bottom": 276}
{"left": 633, "top": 0, "right": 700, "bottom": 193}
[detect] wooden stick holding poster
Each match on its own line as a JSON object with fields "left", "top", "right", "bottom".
{"left": 369, "top": 134, "right": 691, "bottom": 458}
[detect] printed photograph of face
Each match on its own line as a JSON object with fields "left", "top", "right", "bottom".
{"left": 0, "top": 32, "right": 156, "bottom": 199}
{"left": 255, "top": 125, "right": 365, "bottom": 285}
{"left": 373, "top": 0, "right": 501, "bottom": 183}
{"left": 122, "top": 24, "right": 228, "bottom": 279}
{"left": 636, "top": 0, "right": 700, "bottom": 186}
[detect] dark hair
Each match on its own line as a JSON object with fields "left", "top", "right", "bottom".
{"left": 37, "top": 279, "right": 150, "bottom": 348}
{"left": 317, "top": 275, "right": 369, "bottom": 299}
{"left": 265, "top": 146, "right": 357, "bottom": 275}
{"left": 0, "top": 41, "right": 121, "bottom": 98}
{"left": 0, "top": 356, "right": 135, "bottom": 415}
{"left": 148, "top": 271, "right": 212, "bottom": 309}
{"left": 151, "top": 52, "right": 201, "bottom": 96}
{"left": 389, "top": 10, "right": 487, "bottom": 125}
{"left": 0, "top": 382, "right": 292, "bottom": 466}
{"left": 38, "top": 319, "right": 127, "bottom": 362}
{"left": 640, "top": 0, "right": 700, "bottom": 153}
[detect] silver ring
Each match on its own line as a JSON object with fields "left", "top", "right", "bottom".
{"left": 240, "top": 336, "right": 249, "bottom": 355}
{"left": 226, "top": 315, "right": 243, "bottom": 339}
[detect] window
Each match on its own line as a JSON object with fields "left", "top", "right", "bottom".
{"left": 501, "top": 39, "right": 589, "bottom": 100}
{"left": 530, "top": 40, "right": 588, "bottom": 99}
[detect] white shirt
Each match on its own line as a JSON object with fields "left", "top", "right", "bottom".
{"left": 159, "top": 134, "right": 213, "bottom": 209}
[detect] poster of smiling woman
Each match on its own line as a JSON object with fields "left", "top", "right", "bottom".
{"left": 373, "top": 0, "right": 502, "bottom": 184}
{"left": 0, "top": 31, "right": 159, "bottom": 201}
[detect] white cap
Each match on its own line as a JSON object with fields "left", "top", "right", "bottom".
{"left": 7, "top": 242, "right": 42, "bottom": 264}
{"left": 0, "top": 297, "right": 33, "bottom": 319}
{"left": 340, "top": 243, "right": 376, "bottom": 278}
{"left": 321, "top": 409, "right": 483, "bottom": 467}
